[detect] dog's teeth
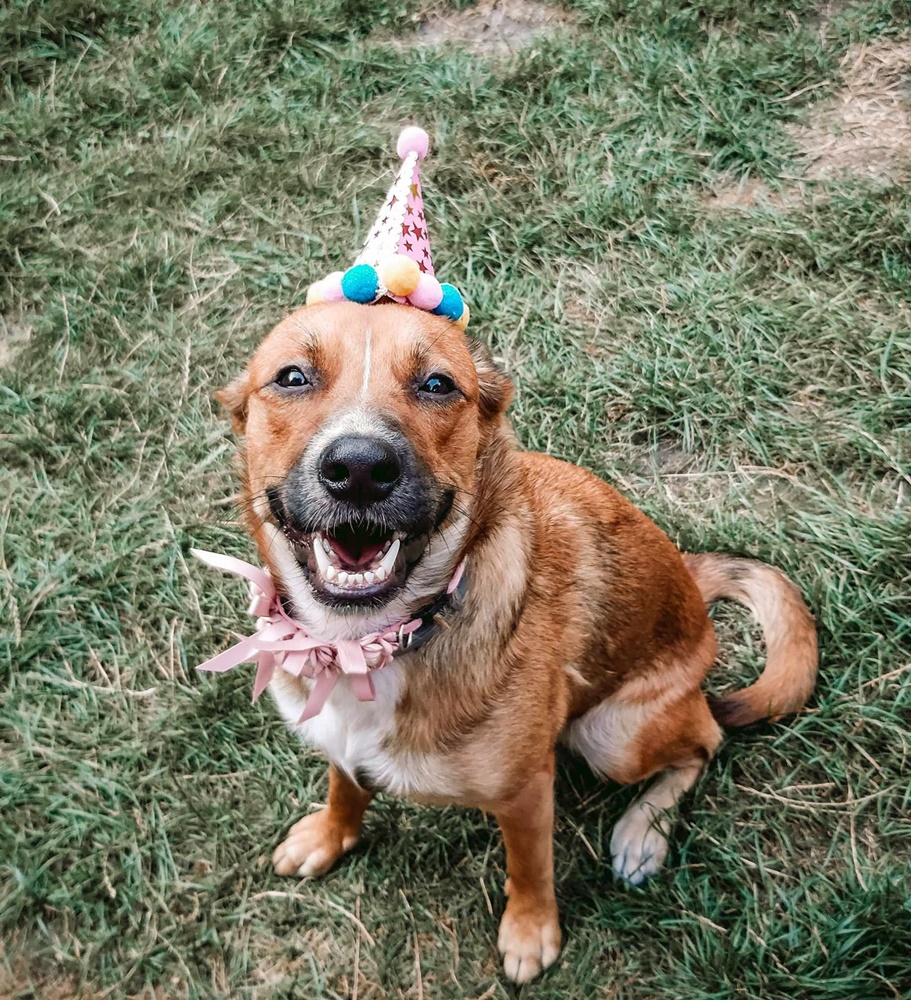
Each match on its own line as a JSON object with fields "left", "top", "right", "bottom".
{"left": 312, "top": 532, "right": 399, "bottom": 589}
{"left": 313, "top": 538, "right": 332, "bottom": 578}
{"left": 377, "top": 538, "right": 400, "bottom": 579}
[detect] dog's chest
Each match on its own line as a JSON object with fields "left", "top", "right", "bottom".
{"left": 269, "top": 665, "right": 458, "bottom": 799}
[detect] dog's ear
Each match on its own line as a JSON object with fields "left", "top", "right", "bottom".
{"left": 215, "top": 371, "right": 250, "bottom": 435}
{"left": 469, "top": 339, "right": 513, "bottom": 418}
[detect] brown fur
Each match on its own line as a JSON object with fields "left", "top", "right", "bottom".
{"left": 217, "top": 300, "right": 818, "bottom": 983}
{"left": 685, "top": 553, "right": 818, "bottom": 726}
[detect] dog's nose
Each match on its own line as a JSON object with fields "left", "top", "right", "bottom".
{"left": 318, "top": 435, "right": 402, "bottom": 505}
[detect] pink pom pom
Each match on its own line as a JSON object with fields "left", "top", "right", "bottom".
{"left": 321, "top": 270, "right": 346, "bottom": 302}
{"left": 397, "top": 126, "right": 430, "bottom": 161}
{"left": 408, "top": 273, "right": 444, "bottom": 310}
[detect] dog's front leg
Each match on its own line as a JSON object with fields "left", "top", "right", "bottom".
{"left": 493, "top": 760, "right": 562, "bottom": 984}
{"left": 272, "top": 763, "right": 372, "bottom": 878}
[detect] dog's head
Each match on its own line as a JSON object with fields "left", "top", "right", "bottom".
{"left": 218, "top": 301, "right": 512, "bottom": 615}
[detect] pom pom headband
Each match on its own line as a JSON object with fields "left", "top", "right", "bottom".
{"left": 305, "top": 127, "right": 469, "bottom": 330}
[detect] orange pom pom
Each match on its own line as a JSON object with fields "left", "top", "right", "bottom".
{"left": 378, "top": 254, "right": 421, "bottom": 297}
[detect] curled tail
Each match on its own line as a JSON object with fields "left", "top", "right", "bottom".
{"left": 684, "top": 553, "right": 818, "bottom": 728}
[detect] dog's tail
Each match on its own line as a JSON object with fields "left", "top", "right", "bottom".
{"left": 684, "top": 553, "right": 818, "bottom": 728}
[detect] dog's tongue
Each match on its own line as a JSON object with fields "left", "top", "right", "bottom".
{"left": 329, "top": 525, "right": 387, "bottom": 569}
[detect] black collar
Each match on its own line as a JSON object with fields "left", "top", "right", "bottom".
{"left": 396, "top": 571, "right": 469, "bottom": 656}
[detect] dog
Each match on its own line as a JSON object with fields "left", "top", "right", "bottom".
{"left": 214, "top": 299, "right": 818, "bottom": 984}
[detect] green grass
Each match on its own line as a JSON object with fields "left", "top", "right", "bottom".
{"left": 2, "top": 0, "right": 910, "bottom": 996}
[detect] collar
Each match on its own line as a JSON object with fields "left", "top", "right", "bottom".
{"left": 191, "top": 548, "right": 466, "bottom": 723}
{"left": 397, "top": 563, "right": 468, "bottom": 654}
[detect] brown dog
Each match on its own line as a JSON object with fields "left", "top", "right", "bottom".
{"left": 215, "top": 300, "right": 817, "bottom": 983}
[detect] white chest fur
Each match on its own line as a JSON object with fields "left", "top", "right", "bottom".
{"left": 260, "top": 520, "right": 465, "bottom": 800}
{"left": 269, "top": 664, "right": 456, "bottom": 799}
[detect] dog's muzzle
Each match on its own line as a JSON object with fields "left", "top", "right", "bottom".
{"left": 269, "top": 430, "right": 448, "bottom": 608}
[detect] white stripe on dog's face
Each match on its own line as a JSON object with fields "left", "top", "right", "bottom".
{"left": 360, "top": 328, "right": 373, "bottom": 399}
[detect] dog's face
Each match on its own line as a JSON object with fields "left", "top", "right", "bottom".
{"left": 219, "top": 301, "right": 511, "bottom": 611}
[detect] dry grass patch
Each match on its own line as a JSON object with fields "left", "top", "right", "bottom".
{"left": 411, "top": 0, "right": 572, "bottom": 55}
{"left": 0, "top": 313, "right": 33, "bottom": 369}
{"left": 701, "top": 176, "right": 804, "bottom": 211}
{"left": 706, "top": 38, "right": 911, "bottom": 207}
{"left": 0, "top": 955, "right": 87, "bottom": 1000}
{"left": 790, "top": 38, "right": 911, "bottom": 182}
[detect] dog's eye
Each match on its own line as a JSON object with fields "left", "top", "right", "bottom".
{"left": 275, "top": 366, "right": 310, "bottom": 389}
{"left": 419, "top": 374, "right": 456, "bottom": 396}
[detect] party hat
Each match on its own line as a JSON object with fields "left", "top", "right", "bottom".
{"left": 306, "top": 127, "right": 469, "bottom": 330}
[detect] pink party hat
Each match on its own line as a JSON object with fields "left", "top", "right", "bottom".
{"left": 356, "top": 127, "right": 435, "bottom": 277}
{"left": 306, "top": 127, "right": 468, "bottom": 329}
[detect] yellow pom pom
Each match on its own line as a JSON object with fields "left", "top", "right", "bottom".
{"left": 306, "top": 281, "right": 325, "bottom": 305}
{"left": 379, "top": 254, "right": 421, "bottom": 297}
{"left": 455, "top": 303, "right": 470, "bottom": 331}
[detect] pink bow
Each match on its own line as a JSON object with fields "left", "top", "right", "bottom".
{"left": 191, "top": 549, "right": 427, "bottom": 723}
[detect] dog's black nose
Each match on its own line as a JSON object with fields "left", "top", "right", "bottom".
{"left": 318, "top": 435, "right": 402, "bottom": 505}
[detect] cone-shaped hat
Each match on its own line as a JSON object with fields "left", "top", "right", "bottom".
{"left": 306, "top": 127, "right": 468, "bottom": 329}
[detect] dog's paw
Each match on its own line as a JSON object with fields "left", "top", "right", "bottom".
{"left": 609, "top": 803, "right": 671, "bottom": 885}
{"left": 497, "top": 898, "right": 561, "bottom": 984}
{"left": 272, "top": 809, "right": 359, "bottom": 878}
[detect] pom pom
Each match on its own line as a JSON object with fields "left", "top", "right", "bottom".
{"left": 321, "top": 271, "right": 346, "bottom": 302}
{"left": 305, "top": 281, "right": 325, "bottom": 305}
{"left": 378, "top": 254, "right": 421, "bottom": 297}
{"left": 397, "top": 126, "right": 430, "bottom": 161}
{"left": 408, "top": 273, "right": 444, "bottom": 311}
{"left": 432, "top": 283, "right": 464, "bottom": 321}
{"left": 454, "top": 303, "right": 470, "bottom": 331}
{"left": 341, "top": 264, "right": 379, "bottom": 304}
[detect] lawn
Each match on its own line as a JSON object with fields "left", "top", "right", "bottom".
{"left": 1, "top": 0, "right": 910, "bottom": 996}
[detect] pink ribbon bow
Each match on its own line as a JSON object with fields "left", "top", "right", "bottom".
{"left": 191, "top": 549, "right": 459, "bottom": 723}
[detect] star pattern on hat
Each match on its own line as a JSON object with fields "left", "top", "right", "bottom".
{"left": 354, "top": 152, "right": 433, "bottom": 278}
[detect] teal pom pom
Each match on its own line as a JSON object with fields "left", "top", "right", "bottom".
{"left": 342, "top": 264, "right": 379, "bottom": 304}
{"left": 432, "top": 284, "right": 464, "bottom": 321}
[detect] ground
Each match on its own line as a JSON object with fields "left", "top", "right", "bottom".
{"left": 1, "top": 1, "right": 910, "bottom": 997}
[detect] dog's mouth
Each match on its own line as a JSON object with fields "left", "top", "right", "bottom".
{"left": 285, "top": 521, "right": 432, "bottom": 606}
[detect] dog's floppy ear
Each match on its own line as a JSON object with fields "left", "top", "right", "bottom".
{"left": 215, "top": 371, "right": 250, "bottom": 435}
{"left": 470, "top": 339, "right": 513, "bottom": 418}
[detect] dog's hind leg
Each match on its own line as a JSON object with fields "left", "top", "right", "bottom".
{"left": 608, "top": 757, "right": 705, "bottom": 884}
{"left": 565, "top": 687, "right": 722, "bottom": 885}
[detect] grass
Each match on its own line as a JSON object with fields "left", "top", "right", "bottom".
{"left": 1, "top": 0, "right": 910, "bottom": 996}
